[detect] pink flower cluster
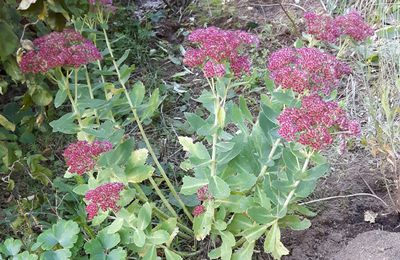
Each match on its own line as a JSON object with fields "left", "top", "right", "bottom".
{"left": 20, "top": 29, "right": 102, "bottom": 74}
{"left": 193, "top": 186, "right": 212, "bottom": 216}
{"left": 304, "top": 11, "right": 374, "bottom": 43}
{"left": 192, "top": 205, "right": 205, "bottom": 217}
{"left": 196, "top": 185, "right": 212, "bottom": 201}
{"left": 268, "top": 47, "right": 351, "bottom": 95}
{"left": 85, "top": 182, "right": 124, "bottom": 220}
{"left": 184, "top": 26, "right": 259, "bottom": 78}
{"left": 63, "top": 140, "right": 113, "bottom": 175}
{"left": 277, "top": 94, "right": 360, "bottom": 150}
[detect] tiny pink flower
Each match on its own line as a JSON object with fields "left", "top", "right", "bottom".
{"left": 85, "top": 182, "right": 124, "bottom": 220}
{"left": 193, "top": 205, "right": 205, "bottom": 216}
{"left": 63, "top": 140, "right": 113, "bottom": 175}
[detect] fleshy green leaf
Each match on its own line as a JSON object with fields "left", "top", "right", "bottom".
{"left": 264, "top": 222, "right": 289, "bottom": 260}
{"left": 0, "top": 238, "right": 22, "bottom": 256}
{"left": 193, "top": 201, "right": 214, "bottom": 240}
{"left": 130, "top": 81, "right": 145, "bottom": 107}
{"left": 50, "top": 113, "right": 78, "bottom": 134}
{"left": 208, "top": 176, "right": 230, "bottom": 199}
{"left": 107, "top": 247, "right": 127, "bottom": 260}
{"left": 178, "top": 136, "right": 210, "bottom": 160}
{"left": 107, "top": 218, "right": 124, "bottom": 234}
{"left": 137, "top": 202, "right": 152, "bottom": 230}
{"left": 231, "top": 241, "right": 255, "bottom": 260}
{"left": 85, "top": 231, "right": 120, "bottom": 258}
{"left": 147, "top": 230, "right": 169, "bottom": 245}
{"left": 247, "top": 207, "right": 274, "bottom": 225}
{"left": 35, "top": 220, "right": 79, "bottom": 250}
{"left": 279, "top": 215, "right": 311, "bottom": 231}
{"left": 164, "top": 248, "right": 182, "bottom": 260}
{"left": 133, "top": 229, "right": 146, "bottom": 247}
{"left": 125, "top": 149, "right": 154, "bottom": 183}
{"left": 40, "top": 249, "right": 71, "bottom": 260}
{"left": 180, "top": 176, "right": 208, "bottom": 195}
{"left": 142, "top": 244, "right": 157, "bottom": 260}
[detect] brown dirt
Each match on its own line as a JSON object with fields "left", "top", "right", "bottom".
{"left": 333, "top": 230, "right": 400, "bottom": 260}
{"left": 279, "top": 149, "right": 398, "bottom": 260}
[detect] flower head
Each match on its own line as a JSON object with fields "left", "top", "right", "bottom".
{"left": 335, "top": 11, "right": 374, "bottom": 41}
{"left": 20, "top": 29, "right": 102, "bottom": 74}
{"left": 304, "top": 12, "right": 342, "bottom": 43}
{"left": 63, "top": 140, "right": 113, "bottom": 175}
{"left": 268, "top": 47, "right": 351, "bottom": 95}
{"left": 184, "top": 26, "right": 258, "bottom": 78}
{"left": 304, "top": 11, "right": 373, "bottom": 43}
{"left": 192, "top": 205, "right": 205, "bottom": 216}
{"left": 196, "top": 185, "right": 212, "bottom": 201}
{"left": 278, "top": 94, "right": 360, "bottom": 150}
{"left": 85, "top": 182, "right": 124, "bottom": 220}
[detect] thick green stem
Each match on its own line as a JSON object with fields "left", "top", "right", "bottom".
{"left": 102, "top": 28, "right": 193, "bottom": 222}
{"left": 210, "top": 79, "right": 219, "bottom": 177}
{"left": 84, "top": 66, "right": 100, "bottom": 126}
{"left": 64, "top": 70, "right": 83, "bottom": 129}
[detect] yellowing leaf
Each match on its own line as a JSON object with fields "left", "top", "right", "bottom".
{"left": 0, "top": 114, "right": 15, "bottom": 131}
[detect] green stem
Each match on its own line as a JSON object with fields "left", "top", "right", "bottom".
{"left": 257, "top": 138, "right": 281, "bottom": 181}
{"left": 102, "top": 28, "right": 193, "bottom": 223}
{"left": 84, "top": 65, "right": 101, "bottom": 126}
{"left": 64, "top": 70, "right": 83, "bottom": 129}
{"left": 280, "top": 151, "right": 313, "bottom": 212}
{"left": 210, "top": 78, "right": 219, "bottom": 177}
{"left": 133, "top": 184, "right": 194, "bottom": 236}
{"left": 148, "top": 176, "right": 179, "bottom": 219}
{"left": 74, "top": 69, "right": 79, "bottom": 104}
{"left": 96, "top": 56, "right": 116, "bottom": 122}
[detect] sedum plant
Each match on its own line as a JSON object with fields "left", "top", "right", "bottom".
{"left": 178, "top": 27, "right": 360, "bottom": 259}
{"left": 3, "top": 4, "right": 371, "bottom": 260}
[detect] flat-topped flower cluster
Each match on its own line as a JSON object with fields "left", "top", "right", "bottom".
{"left": 85, "top": 182, "right": 125, "bottom": 220}
{"left": 304, "top": 11, "right": 374, "bottom": 43}
{"left": 20, "top": 29, "right": 102, "bottom": 74}
{"left": 183, "top": 26, "right": 259, "bottom": 78}
{"left": 277, "top": 94, "right": 360, "bottom": 150}
{"left": 63, "top": 140, "right": 112, "bottom": 175}
{"left": 268, "top": 47, "right": 351, "bottom": 95}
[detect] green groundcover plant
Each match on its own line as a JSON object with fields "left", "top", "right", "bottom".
{"left": 0, "top": 3, "right": 374, "bottom": 259}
